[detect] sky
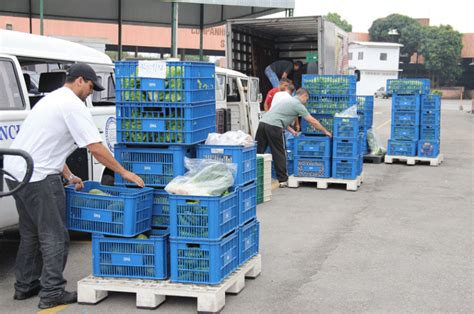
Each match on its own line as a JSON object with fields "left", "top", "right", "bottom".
{"left": 273, "top": 0, "right": 473, "bottom": 33}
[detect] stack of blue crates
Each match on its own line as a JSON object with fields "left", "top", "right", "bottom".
{"left": 356, "top": 96, "right": 374, "bottom": 155}
{"left": 294, "top": 75, "right": 362, "bottom": 180}
{"left": 295, "top": 75, "right": 357, "bottom": 178}
{"left": 64, "top": 181, "right": 170, "bottom": 280}
{"left": 419, "top": 94, "right": 441, "bottom": 157}
{"left": 113, "top": 60, "right": 216, "bottom": 233}
{"left": 387, "top": 79, "right": 440, "bottom": 157}
{"left": 332, "top": 116, "right": 363, "bottom": 179}
{"left": 169, "top": 144, "right": 259, "bottom": 284}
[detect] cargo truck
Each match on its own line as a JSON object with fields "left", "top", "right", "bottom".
{"left": 224, "top": 16, "right": 350, "bottom": 99}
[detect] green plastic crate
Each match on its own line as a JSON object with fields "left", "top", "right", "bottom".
{"left": 257, "top": 157, "right": 264, "bottom": 204}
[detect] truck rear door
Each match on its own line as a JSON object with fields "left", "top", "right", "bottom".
{"left": 247, "top": 77, "right": 261, "bottom": 138}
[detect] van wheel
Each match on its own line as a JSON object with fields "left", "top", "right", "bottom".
{"left": 101, "top": 174, "right": 115, "bottom": 186}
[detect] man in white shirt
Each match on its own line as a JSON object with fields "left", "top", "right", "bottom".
{"left": 4, "top": 63, "right": 144, "bottom": 309}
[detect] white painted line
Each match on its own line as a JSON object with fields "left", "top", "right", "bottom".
{"left": 376, "top": 119, "right": 391, "bottom": 130}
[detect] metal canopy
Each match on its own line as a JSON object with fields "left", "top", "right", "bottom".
{"left": 0, "top": 0, "right": 294, "bottom": 28}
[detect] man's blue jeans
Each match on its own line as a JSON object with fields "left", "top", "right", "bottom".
{"left": 6, "top": 174, "right": 69, "bottom": 301}
{"left": 265, "top": 66, "right": 280, "bottom": 88}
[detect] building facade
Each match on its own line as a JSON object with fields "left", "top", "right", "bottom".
{"left": 349, "top": 41, "right": 402, "bottom": 95}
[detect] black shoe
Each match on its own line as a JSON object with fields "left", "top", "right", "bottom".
{"left": 38, "top": 291, "right": 77, "bottom": 309}
{"left": 13, "top": 286, "right": 41, "bottom": 300}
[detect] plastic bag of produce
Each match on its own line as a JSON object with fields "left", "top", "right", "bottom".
{"left": 165, "top": 158, "right": 237, "bottom": 196}
{"left": 367, "top": 128, "right": 387, "bottom": 156}
{"left": 205, "top": 130, "right": 254, "bottom": 147}
{"left": 335, "top": 105, "right": 358, "bottom": 118}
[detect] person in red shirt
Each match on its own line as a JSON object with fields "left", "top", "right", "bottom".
{"left": 264, "top": 78, "right": 291, "bottom": 111}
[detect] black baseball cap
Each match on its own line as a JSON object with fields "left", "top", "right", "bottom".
{"left": 67, "top": 63, "right": 105, "bottom": 91}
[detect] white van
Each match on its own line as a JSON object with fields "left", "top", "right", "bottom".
{"left": 0, "top": 29, "right": 116, "bottom": 230}
{"left": 214, "top": 67, "right": 261, "bottom": 138}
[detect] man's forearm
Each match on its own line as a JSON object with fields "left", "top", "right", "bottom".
{"left": 88, "top": 143, "right": 126, "bottom": 176}
{"left": 308, "top": 116, "right": 329, "bottom": 134}
{"left": 62, "top": 164, "right": 73, "bottom": 179}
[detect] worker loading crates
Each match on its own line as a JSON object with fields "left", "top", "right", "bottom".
{"left": 385, "top": 79, "right": 442, "bottom": 166}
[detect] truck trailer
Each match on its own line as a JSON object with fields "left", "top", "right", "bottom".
{"left": 225, "top": 16, "right": 350, "bottom": 98}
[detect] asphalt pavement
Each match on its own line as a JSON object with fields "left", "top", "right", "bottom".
{"left": 0, "top": 98, "right": 472, "bottom": 313}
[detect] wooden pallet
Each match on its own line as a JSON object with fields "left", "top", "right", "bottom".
{"left": 363, "top": 153, "right": 385, "bottom": 164}
{"left": 77, "top": 254, "right": 261, "bottom": 313}
{"left": 287, "top": 173, "right": 364, "bottom": 191}
{"left": 384, "top": 154, "right": 444, "bottom": 166}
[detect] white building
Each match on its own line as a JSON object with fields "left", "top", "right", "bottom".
{"left": 349, "top": 41, "right": 403, "bottom": 96}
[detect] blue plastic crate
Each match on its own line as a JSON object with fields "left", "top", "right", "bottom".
{"left": 306, "top": 95, "right": 356, "bottom": 115}
{"left": 360, "top": 132, "right": 368, "bottom": 155}
{"left": 239, "top": 182, "right": 257, "bottom": 225}
{"left": 387, "top": 140, "right": 417, "bottom": 156}
{"left": 294, "top": 157, "right": 331, "bottom": 178}
{"left": 302, "top": 74, "right": 356, "bottom": 96}
{"left": 418, "top": 140, "right": 440, "bottom": 158}
{"left": 333, "top": 138, "right": 359, "bottom": 158}
{"left": 293, "top": 136, "right": 332, "bottom": 158}
{"left": 358, "top": 155, "right": 364, "bottom": 175}
{"left": 170, "top": 230, "right": 239, "bottom": 284}
{"left": 332, "top": 158, "right": 359, "bottom": 179}
{"left": 196, "top": 144, "right": 257, "bottom": 187}
{"left": 387, "top": 79, "right": 430, "bottom": 95}
{"left": 421, "top": 94, "right": 441, "bottom": 111}
{"left": 421, "top": 110, "right": 441, "bottom": 126}
{"left": 391, "top": 125, "right": 420, "bottom": 141}
{"left": 333, "top": 117, "right": 359, "bottom": 138}
{"left": 115, "top": 61, "right": 216, "bottom": 103}
{"left": 301, "top": 114, "right": 333, "bottom": 135}
{"left": 287, "top": 159, "right": 294, "bottom": 176}
{"left": 169, "top": 190, "right": 239, "bottom": 240}
{"left": 392, "top": 94, "right": 421, "bottom": 111}
{"left": 239, "top": 219, "right": 259, "bottom": 265}
{"left": 357, "top": 96, "right": 374, "bottom": 112}
{"left": 114, "top": 144, "right": 194, "bottom": 188}
{"left": 92, "top": 228, "right": 169, "bottom": 280}
{"left": 392, "top": 110, "right": 420, "bottom": 126}
{"left": 358, "top": 111, "right": 365, "bottom": 131}
{"left": 116, "top": 101, "right": 216, "bottom": 146}
{"left": 420, "top": 126, "right": 441, "bottom": 141}
{"left": 152, "top": 189, "right": 170, "bottom": 228}
{"left": 66, "top": 181, "right": 153, "bottom": 237}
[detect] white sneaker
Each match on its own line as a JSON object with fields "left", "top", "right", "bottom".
{"left": 279, "top": 181, "right": 288, "bottom": 188}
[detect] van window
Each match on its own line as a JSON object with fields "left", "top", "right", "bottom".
{"left": 249, "top": 79, "right": 259, "bottom": 102}
{"left": 92, "top": 76, "right": 104, "bottom": 102}
{"left": 241, "top": 79, "right": 248, "bottom": 102}
{"left": 92, "top": 73, "right": 115, "bottom": 106}
{"left": 227, "top": 77, "right": 241, "bottom": 102}
{"left": 0, "top": 59, "right": 24, "bottom": 110}
{"left": 216, "top": 74, "right": 226, "bottom": 101}
{"left": 107, "top": 75, "right": 115, "bottom": 100}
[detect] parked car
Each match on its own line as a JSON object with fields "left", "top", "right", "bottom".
{"left": 375, "top": 87, "right": 390, "bottom": 99}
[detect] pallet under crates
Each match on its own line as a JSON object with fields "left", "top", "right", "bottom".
{"left": 384, "top": 154, "right": 444, "bottom": 166}
{"left": 78, "top": 254, "right": 261, "bottom": 313}
{"left": 287, "top": 172, "right": 364, "bottom": 191}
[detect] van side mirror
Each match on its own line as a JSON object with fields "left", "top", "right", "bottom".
{"left": 257, "top": 93, "right": 263, "bottom": 103}
{"left": 355, "top": 70, "right": 361, "bottom": 82}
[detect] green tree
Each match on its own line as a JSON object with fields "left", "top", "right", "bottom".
{"left": 419, "top": 25, "right": 463, "bottom": 86}
{"left": 325, "top": 13, "right": 352, "bottom": 32}
{"left": 369, "top": 14, "right": 423, "bottom": 57}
